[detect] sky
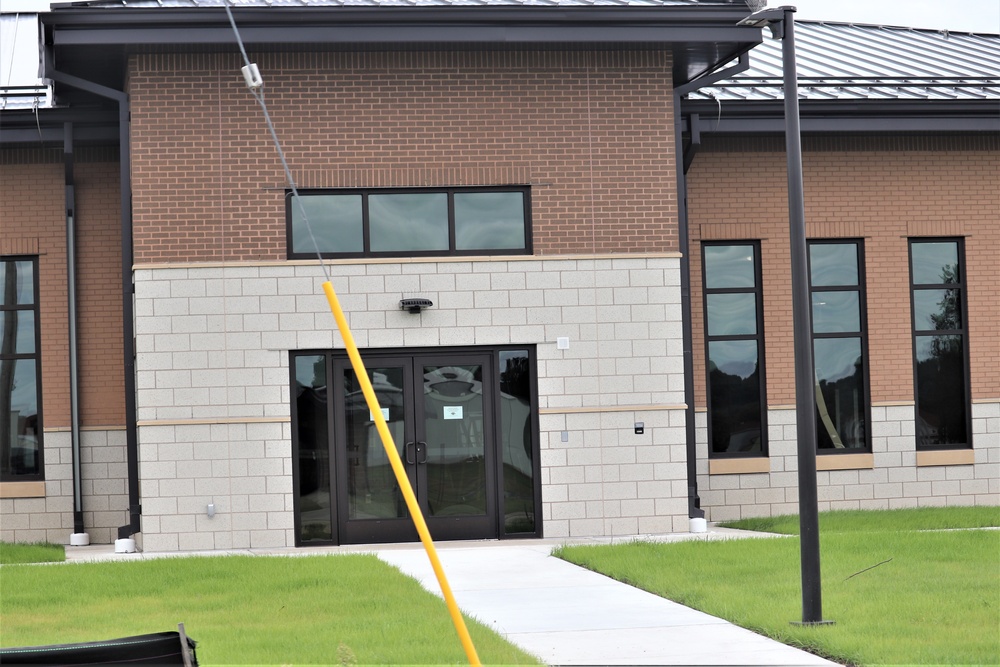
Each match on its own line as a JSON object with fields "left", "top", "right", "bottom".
{"left": 762, "top": 0, "right": 999, "bottom": 33}
{"left": 1, "top": 0, "right": 998, "bottom": 31}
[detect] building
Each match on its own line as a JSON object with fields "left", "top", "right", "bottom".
{"left": 1, "top": 0, "right": 996, "bottom": 551}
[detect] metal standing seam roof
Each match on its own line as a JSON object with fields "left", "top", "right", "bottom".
{"left": 689, "top": 21, "right": 1000, "bottom": 101}
{"left": 47, "top": 0, "right": 747, "bottom": 7}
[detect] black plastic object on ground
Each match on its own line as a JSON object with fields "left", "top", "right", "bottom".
{"left": 0, "top": 630, "right": 197, "bottom": 666}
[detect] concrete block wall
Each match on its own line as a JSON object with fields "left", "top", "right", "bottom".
{"left": 695, "top": 402, "right": 1000, "bottom": 522}
{"left": 0, "top": 429, "right": 128, "bottom": 544}
{"left": 133, "top": 255, "right": 686, "bottom": 550}
{"left": 540, "top": 408, "right": 689, "bottom": 537}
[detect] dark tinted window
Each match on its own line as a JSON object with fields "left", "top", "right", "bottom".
{"left": 910, "top": 239, "right": 970, "bottom": 449}
{"left": 288, "top": 187, "right": 530, "bottom": 258}
{"left": 703, "top": 242, "right": 766, "bottom": 457}
{"left": 1, "top": 258, "right": 43, "bottom": 481}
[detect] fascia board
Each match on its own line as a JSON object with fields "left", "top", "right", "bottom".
{"left": 45, "top": 7, "right": 757, "bottom": 47}
{"left": 682, "top": 100, "right": 1000, "bottom": 133}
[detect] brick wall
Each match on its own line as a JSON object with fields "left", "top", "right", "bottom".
{"left": 687, "top": 135, "right": 1000, "bottom": 406}
{"left": 1, "top": 149, "right": 71, "bottom": 428}
{"left": 687, "top": 134, "right": 999, "bottom": 520}
{"left": 127, "top": 50, "right": 678, "bottom": 264}
{"left": 1, "top": 147, "right": 127, "bottom": 543}
{"left": 1, "top": 147, "right": 125, "bottom": 426}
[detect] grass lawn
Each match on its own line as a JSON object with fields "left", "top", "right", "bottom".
{"left": 0, "top": 554, "right": 539, "bottom": 665}
{"left": 0, "top": 541, "right": 65, "bottom": 565}
{"left": 556, "top": 507, "right": 1000, "bottom": 666}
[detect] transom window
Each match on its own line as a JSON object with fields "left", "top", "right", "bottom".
{"left": 808, "top": 240, "right": 870, "bottom": 452}
{"left": 287, "top": 187, "right": 530, "bottom": 259}
{"left": 1, "top": 257, "right": 44, "bottom": 481}
{"left": 909, "top": 238, "right": 970, "bottom": 449}
{"left": 702, "top": 242, "right": 767, "bottom": 457}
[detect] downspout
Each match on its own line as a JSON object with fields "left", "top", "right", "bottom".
{"left": 673, "top": 53, "right": 750, "bottom": 521}
{"left": 65, "top": 122, "right": 89, "bottom": 545}
{"left": 45, "top": 65, "right": 139, "bottom": 541}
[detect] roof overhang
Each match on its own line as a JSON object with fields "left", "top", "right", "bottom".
{"left": 0, "top": 4, "right": 760, "bottom": 147}
{"left": 42, "top": 5, "right": 760, "bottom": 85}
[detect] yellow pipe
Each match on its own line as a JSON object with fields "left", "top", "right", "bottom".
{"left": 322, "top": 281, "right": 481, "bottom": 667}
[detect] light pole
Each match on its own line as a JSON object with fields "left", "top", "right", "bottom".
{"left": 737, "top": 5, "right": 831, "bottom": 626}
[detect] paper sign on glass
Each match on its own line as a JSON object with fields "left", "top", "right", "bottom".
{"left": 443, "top": 406, "right": 463, "bottom": 420}
{"left": 369, "top": 407, "right": 390, "bottom": 422}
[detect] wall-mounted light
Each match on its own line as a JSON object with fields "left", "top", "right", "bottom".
{"left": 400, "top": 298, "right": 433, "bottom": 314}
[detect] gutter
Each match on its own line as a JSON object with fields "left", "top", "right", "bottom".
{"left": 64, "top": 121, "right": 88, "bottom": 544}
{"left": 673, "top": 51, "right": 752, "bottom": 522}
{"left": 45, "top": 64, "right": 140, "bottom": 542}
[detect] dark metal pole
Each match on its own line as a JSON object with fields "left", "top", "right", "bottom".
{"left": 780, "top": 7, "right": 825, "bottom": 625}
{"left": 65, "top": 122, "right": 86, "bottom": 537}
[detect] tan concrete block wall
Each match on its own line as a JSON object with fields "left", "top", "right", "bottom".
{"left": 127, "top": 50, "right": 679, "bottom": 264}
{"left": 132, "top": 256, "right": 686, "bottom": 549}
{"left": 695, "top": 401, "right": 1000, "bottom": 522}
{"left": 0, "top": 429, "right": 129, "bottom": 544}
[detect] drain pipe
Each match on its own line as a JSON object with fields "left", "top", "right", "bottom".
{"left": 673, "top": 53, "right": 750, "bottom": 529}
{"left": 46, "top": 65, "right": 139, "bottom": 547}
{"left": 65, "top": 122, "right": 89, "bottom": 547}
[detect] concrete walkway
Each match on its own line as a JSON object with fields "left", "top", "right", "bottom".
{"left": 61, "top": 529, "right": 838, "bottom": 666}
{"left": 377, "top": 539, "right": 837, "bottom": 666}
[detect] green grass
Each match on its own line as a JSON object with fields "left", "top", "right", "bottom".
{"left": 556, "top": 507, "right": 1000, "bottom": 666}
{"left": 0, "top": 554, "right": 539, "bottom": 665}
{"left": 720, "top": 505, "right": 1000, "bottom": 535}
{"left": 0, "top": 541, "right": 65, "bottom": 564}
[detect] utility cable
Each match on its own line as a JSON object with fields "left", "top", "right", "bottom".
{"left": 220, "top": 3, "right": 480, "bottom": 664}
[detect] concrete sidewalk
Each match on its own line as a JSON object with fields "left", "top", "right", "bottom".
{"left": 377, "top": 540, "right": 837, "bottom": 666}
{"left": 61, "top": 530, "right": 838, "bottom": 666}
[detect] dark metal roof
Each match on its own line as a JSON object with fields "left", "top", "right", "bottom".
{"left": 53, "top": 0, "right": 744, "bottom": 7}
{"left": 689, "top": 21, "right": 1000, "bottom": 102}
{"left": 40, "top": 0, "right": 759, "bottom": 91}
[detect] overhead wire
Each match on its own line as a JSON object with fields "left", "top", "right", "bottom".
{"left": 220, "top": 2, "right": 481, "bottom": 664}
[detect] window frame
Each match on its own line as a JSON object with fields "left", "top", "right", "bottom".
{"left": 908, "top": 237, "right": 972, "bottom": 450}
{"left": 286, "top": 186, "right": 532, "bottom": 260}
{"left": 289, "top": 344, "right": 541, "bottom": 546}
{"left": 0, "top": 255, "right": 45, "bottom": 482}
{"left": 701, "top": 241, "right": 769, "bottom": 459}
{"left": 807, "top": 238, "right": 872, "bottom": 454}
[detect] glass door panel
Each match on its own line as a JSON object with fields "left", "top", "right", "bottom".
{"left": 317, "top": 350, "right": 528, "bottom": 545}
{"left": 343, "top": 363, "right": 410, "bottom": 520}
{"left": 335, "top": 358, "right": 418, "bottom": 544}
{"left": 421, "top": 363, "right": 487, "bottom": 517}
{"left": 293, "top": 355, "right": 332, "bottom": 543}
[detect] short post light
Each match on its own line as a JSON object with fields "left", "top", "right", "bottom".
{"left": 737, "top": 5, "right": 833, "bottom": 626}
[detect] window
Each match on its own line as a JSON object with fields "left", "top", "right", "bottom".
{"left": 1, "top": 257, "right": 43, "bottom": 481}
{"left": 808, "top": 240, "right": 870, "bottom": 451}
{"left": 909, "top": 239, "right": 970, "bottom": 449}
{"left": 702, "top": 243, "right": 767, "bottom": 457}
{"left": 288, "top": 187, "right": 530, "bottom": 259}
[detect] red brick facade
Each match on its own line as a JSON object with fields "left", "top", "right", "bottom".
{"left": 687, "top": 134, "right": 1000, "bottom": 407}
{"left": 127, "top": 50, "right": 679, "bottom": 264}
{"left": 0, "top": 147, "right": 125, "bottom": 428}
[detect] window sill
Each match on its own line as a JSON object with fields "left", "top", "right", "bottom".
{"left": 709, "top": 457, "right": 770, "bottom": 475}
{"left": 916, "top": 449, "right": 975, "bottom": 467}
{"left": 0, "top": 481, "right": 46, "bottom": 498}
{"left": 816, "top": 453, "right": 874, "bottom": 471}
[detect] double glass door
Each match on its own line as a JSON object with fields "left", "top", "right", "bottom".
{"left": 333, "top": 354, "right": 495, "bottom": 544}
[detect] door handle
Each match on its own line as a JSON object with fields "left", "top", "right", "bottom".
{"left": 404, "top": 442, "right": 416, "bottom": 465}
{"left": 415, "top": 441, "right": 428, "bottom": 464}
